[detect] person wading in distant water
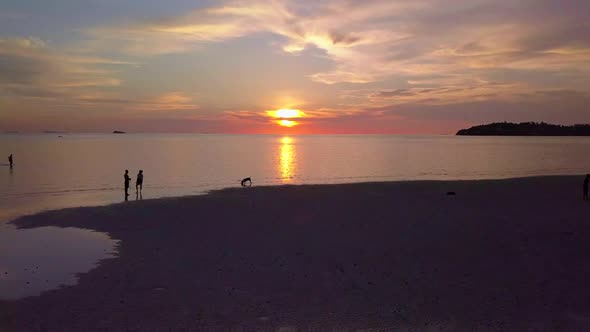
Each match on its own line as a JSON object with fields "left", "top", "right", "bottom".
{"left": 136, "top": 170, "right": 143, "bottom": 192}
{"left": 584, "top": 174, "right": 589, "bottom": 201}
{"left": 124, "top": 170, "right": 131, "bottom": 198}
{"left": 8, "top": 154, "right": 13, "bottom": 168}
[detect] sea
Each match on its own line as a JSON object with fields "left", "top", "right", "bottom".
{"left": 3, "top": 133, "right": 590, "bottom": 222}
{"left": 1, "top": 133, "right": 590, "bottom": 299}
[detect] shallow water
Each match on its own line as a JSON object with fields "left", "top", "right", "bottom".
{"left": 0, "top": 224, "right": 118, "bottom": 300}
{"left": 1, "top": 134, "right": 590, "bottom": 299}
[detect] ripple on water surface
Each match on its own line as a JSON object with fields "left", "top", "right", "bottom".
{"left": 0, "top": 225, "right": 118, "bottom": 300}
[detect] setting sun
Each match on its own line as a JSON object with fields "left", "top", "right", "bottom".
{"left": 267, "top": 109, "right": 305, "bottom": 119}
{"left": 278, "top": 119, "right": 297, "bottom": 127}
{"left": 274, "top": 109, "right": 303, "bottom": 118}
{"left": 267, "top": 108, "right": 305, "bottom": 128}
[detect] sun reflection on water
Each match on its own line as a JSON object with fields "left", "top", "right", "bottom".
{"left": 279, "top": 137, "right": 296, "bottom": 182}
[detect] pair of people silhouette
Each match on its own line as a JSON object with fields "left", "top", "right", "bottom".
{"left": 124, "top": 170, "right": 143, "bottom": 199}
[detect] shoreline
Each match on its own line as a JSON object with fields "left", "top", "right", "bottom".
{"left": 2, "top": 176, "right": 590, "bottom": 330}
{"left": 1, "top": 174, "right": 582, "bottom": 225}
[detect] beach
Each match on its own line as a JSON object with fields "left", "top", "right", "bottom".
{"left": 1, "top": 176, "right": 590, "bottom": 331}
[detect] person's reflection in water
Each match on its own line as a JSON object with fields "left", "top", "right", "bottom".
{"left": 136, "top": 170, "right": 143, "bottom": 193}
{"left": 124, "top": 170, "right": 131, "bottom": 199}
{"left": 584, "top": 174, "right": 589, "bottom": 201}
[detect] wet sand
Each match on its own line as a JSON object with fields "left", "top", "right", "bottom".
{"left": 2, "top": 176, "right": 590, "bottom": 331}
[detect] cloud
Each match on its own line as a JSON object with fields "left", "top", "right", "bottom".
{"left": 83, "top": 0, "right": 590, "bottom": 88}
{"left": 3, "top": 1, "right": 590, "bottom": 133}
{"left": 0, "top": 10, "right": 27, "bottom": 20}
{"left": 368, "top": 82, "right": 525, "bottom": 106}
{"left": 70, "top": 92, "right": 200, "bottom": 119}
{"left": 373, "top": 89, "right": 590, "bottom": 127}
{"left": 124, "top": 92, "right": 200, "bottom": 114}
{"left": 0, "top": 37, "right": 129, "bottom": 100}
{"left": 0, "top": 38, "right": 53, "bottom": 85}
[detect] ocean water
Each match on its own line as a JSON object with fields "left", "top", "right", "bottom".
{"left": 2, "top": 133, "right": 590, "bottom": 222}
{"left": 1, "top": 133, "right": 590, "bottom": 299}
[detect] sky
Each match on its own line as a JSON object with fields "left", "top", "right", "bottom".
{"left": 0, "top": 0, "right": 589, "bottom": 134}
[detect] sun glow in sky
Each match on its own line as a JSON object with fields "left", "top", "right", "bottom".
{"left": 273, "top": 109, "right": 304, "bottom": 119}
{"left": 0, "top": 0, "right": 589, "bottom": 134}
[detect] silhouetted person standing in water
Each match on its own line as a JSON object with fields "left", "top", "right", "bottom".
{"left": 124, "top": 170, "right": 131, "bottom": 198}
{"left": 136, "top": 170, "right": 143, "bottom": 192}
{"left": 584, "top": 174, "right": 589, "bottom": 201}
{"left": 8, "top": 154, "right": 13, "bottom": 168}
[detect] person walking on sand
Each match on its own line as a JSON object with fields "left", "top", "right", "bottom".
{"left": 584, "top": 174, "right": 589, "bottom": 201}
{"left": 136, "top": 170, "right": 143, "bottom": 192}
{"left": 8, "top": 154, "right": 12, "bottom": 168}
{"left": 124, "top": 170, "right": 131, "bottom": 197}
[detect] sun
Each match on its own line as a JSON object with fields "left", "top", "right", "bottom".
{"left": 267, "top": 108, "right": 305, "bottom": 128}
{"left": 279, "top": 120, "right": 297, "bottom": 127}
{"left": 275, "top": 109, "right": 303, "bottom": 118}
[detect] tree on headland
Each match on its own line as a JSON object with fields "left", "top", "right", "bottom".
{"left": 456, "top": 122, "right": 590, "bottom": 136}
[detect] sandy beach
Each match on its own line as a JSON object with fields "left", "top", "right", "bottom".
{"left": 2, "top": 176, "right": 590, "bottom": 331}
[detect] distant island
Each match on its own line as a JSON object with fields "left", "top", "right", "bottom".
{"left": 456, "top": 122, "right": 590, "bottom": 136}
{"left": 112, "top": 130, "right": 126, "bottom": 134}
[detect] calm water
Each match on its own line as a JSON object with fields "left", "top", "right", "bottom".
{"left": 0, "top": 226, "right": 118, "bottom": 300}
{"left": 2, "top": 133, "right": 590, "bottom": 222}
{"left": 2, "top": 134, "right": 590, "bottom": 299}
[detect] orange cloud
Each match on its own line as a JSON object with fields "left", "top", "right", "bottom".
{"left": 120, "top": 92, "right": 199, "bottom": 114}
